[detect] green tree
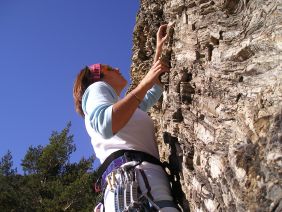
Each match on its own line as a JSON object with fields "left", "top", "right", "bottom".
{"left": 21, "top": 145, "right": 43, "bottom": 175}
{"left": 0, "top": 151, "right": 20, "bottom": 211}
{"left": 0, "top": 150, "right": 17, "bottom": 176}
{"left": 0, "top": 123, "right": 99, "bottom": 211}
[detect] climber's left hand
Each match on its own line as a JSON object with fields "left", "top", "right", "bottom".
{"left": 156, "top": 24, "right": 168, "bottom": 50}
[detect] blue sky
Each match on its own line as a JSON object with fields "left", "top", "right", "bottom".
{"left": 0, "top": 0, "right": 140, "bottom": 173}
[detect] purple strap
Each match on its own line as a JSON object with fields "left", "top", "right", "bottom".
{"left": 101, "top": 155, "right": 127, "bottom": 188}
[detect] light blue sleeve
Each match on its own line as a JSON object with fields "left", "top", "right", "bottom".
{"left": 139, "top": 84, "right": 163, "bottom": 112}
{"left": 82, "top": 82, "right": 118, "bottom": 139}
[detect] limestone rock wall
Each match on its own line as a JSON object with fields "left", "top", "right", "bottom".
{"left": 129, "top": 0, "right": 282, "bottom": 211}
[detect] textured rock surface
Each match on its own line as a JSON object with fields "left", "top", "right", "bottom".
{"left": 129, "top": 0, "right": 282, "bottom": 211}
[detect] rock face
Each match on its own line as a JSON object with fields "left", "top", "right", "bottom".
{"left": 129, "top": 0, "right": 282, "bottom": 211}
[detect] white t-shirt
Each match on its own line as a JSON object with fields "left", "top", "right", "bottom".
{"left": 82, "top": 81, "right": 163, "bottom": 163}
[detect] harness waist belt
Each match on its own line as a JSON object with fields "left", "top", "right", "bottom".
{"left": 96, "top": 150, "right": 163, "bottom": 189}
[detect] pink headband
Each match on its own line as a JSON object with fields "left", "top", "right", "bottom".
{"left": 88, "top": 64, "right": 101, "bottom": 80}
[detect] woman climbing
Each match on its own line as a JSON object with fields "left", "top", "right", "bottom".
{"left": 73, "top": 24, "right": 180, "bottom": 211}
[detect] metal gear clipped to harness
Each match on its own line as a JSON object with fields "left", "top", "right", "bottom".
{"left": 93, "top": 150, "right": 181, "bottom": 211}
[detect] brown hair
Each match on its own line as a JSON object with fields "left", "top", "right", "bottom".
{"left": 73, "top": 67, "right": 102, "bottom": 117}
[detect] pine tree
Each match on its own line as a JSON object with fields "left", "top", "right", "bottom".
{"left": 0, "top": 150, "right": 17, "bottom": 176}
{"left": 0, "top": 123, "right": 99, "bottom": 211}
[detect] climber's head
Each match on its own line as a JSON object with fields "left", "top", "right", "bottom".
{"left": 73, "top": 63, "right": 127, "bottom": 117}
{"left": 100, "top": 64, "right": 127, "bottom": 95}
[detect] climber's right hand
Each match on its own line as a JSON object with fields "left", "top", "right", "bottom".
{"left": 139, "top": 59, "right": 169, "bottom": 90}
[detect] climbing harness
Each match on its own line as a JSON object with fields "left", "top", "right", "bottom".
{"left": 93, "top": 150, "right": 181, "bottom": 211}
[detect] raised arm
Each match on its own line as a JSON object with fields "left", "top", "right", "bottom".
{"left": 111, "top": 24, "right": 168, "bottom": 134}
{"left": 153, "top": 24, "right": 168, "bottom": 64}
{"left": 112, "top": 60, "right": 168, "bottom": 134}
{"left": 111, "top": 25, "right": 168, "bottom": 134}
{"left": 84, "top": 25, "right": 169, "bottom": 138}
